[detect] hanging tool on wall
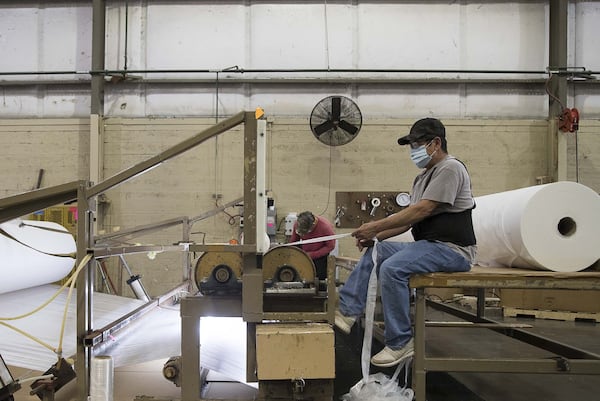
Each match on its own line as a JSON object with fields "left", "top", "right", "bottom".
{"left": 545, "top": 68, "right": 585, "bottom": 183}
{"left": 558, "top": 107, "right": 579, "bottom": 133}
{"left": 31, "top": 169, "right": 44, "bottom": 190}
{"left": 545, "top": 69, "right": 580, "bottom": 133}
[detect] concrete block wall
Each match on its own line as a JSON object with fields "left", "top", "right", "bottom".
{"left": 568, "top": 120, "right": 600, "bottom": 190}
{"left": 1, "top": 117, "right": 598, "bottom": 296}
{"left": 0, "top": 119, "right": 90, "bottom": 197}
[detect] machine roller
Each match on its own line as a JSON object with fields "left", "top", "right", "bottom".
{"left": 194, "top": 246, "right": 317, "bottom": 295}
{"left": 262, "top": 246, "right": 317, "bottom": 292}
{"left": 194, "top": 251, "right": 243, "bottom": 295}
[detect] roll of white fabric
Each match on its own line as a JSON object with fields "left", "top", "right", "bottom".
{"left": 0, "top": 219, "right": 76, "bottom": 294}
{"left": 91, "top": 356, "right": 114, "bottom": 401}
{"left": 472, "top": 181, "right": 600, "bottom": 272}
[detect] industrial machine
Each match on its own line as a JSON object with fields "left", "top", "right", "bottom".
{"left": 171, "top": 111, "right": 336, "bottom": 400}
{"left": 187, "top": 242, "right": 336, "bottom": 400}
{"left": 0, "top": 110, "right": 337, "bottom": 401}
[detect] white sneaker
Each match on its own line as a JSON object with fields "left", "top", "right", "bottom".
{"left": 334, "top": 310, "right": 356, "bottom": 334}
{"left": 370, "top": 339, "right": 414, "bottom": 367}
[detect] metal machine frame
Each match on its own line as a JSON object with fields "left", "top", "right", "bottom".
{"left": 332, "top": 258, "right": 600, "bottom": 400}
{"left": 0, "top": 111, "right": 311, "bottom": 401}
{"left": 410, "top": 266, "right": 600, "bottom": 401}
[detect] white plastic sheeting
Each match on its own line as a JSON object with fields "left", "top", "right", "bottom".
{"left": 0, "top": 218, "right": 249, "bottom": 382}
{"left": 0, "top": 219, "right": 76, "bottom": 294}
{"left": 0, "top": 284, "right": 250, "bottom": 384}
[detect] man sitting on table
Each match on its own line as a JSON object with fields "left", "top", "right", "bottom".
{"left": 335, "top": 117, "right": 477, "bottom": 367}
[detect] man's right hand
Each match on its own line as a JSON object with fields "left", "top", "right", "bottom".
{"left": 356, "top": 238, "right": 375, "bottom": 251}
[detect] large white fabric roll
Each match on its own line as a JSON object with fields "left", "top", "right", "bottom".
{"left": 0, "top": 219, "right": 76, "bottom": 294}
{"left": 472, "top": 181, "right": 600, "bottom": 272}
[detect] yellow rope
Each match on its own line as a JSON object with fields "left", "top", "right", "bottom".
{"left": 0, "top": 253, "right": 92, "bottom": 321}
{"left": 0, "top": 321, "right": 56, "bottom": 352}
{"left": 56, "top": 254, "right": 92, "bottom": 356}
{"left": 0, "top": 253, "right": 93, "bottom": 360}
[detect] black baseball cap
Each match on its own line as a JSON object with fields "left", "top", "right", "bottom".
{"left": 397, "top": 118, "right": 446, "bottom": 145}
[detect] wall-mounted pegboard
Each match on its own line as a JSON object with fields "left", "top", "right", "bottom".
{"left": 334, "top": 191, "right": 411, "bottom": 228}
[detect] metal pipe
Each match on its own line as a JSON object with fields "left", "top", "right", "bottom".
{"left": 0, "top": 77, "right": 551, "bottom": 87}
{"left": 0, "top": 68, "right": 547, "bottom": 76}
{"left": 0, "top": 181, "right": 81, "bottom": 224}
{"left": 90, "top": 0, "right": 106, "bottom": 115}
{"left": 1, "top": 67, "right": 597, "bottom": 77}
{"left": 0, "top": 68, "right": 600, "bottom": 76}
{"left": 76, "top": 181, "right": 93, "bottom": 401}
{"left": 86, "top": 111, "right": 246, "bottom": 197}
{"left": 0, "top": 71, "right": 88, "bottom": 76}
{"left": 94, "top": 216, "right": 188, "bottom": 245}
{"left": 3, "top": 76, "right": 598, "bottom": 88}
{"left": 84, "top": 281, "right": 190, "bottom": 347}
{"left": 548, "top": 0, "right": 570, "bottom": 183}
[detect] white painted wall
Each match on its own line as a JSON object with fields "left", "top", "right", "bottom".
{"left": 1, "top": 2, "right": 599, "bottom": 296}
{"left": 0, "top": 1, "right": 598, "bottom": 118}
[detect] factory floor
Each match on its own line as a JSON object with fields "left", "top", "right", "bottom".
{"left": 424, "top": 307, "right": 600, "bottom": 401}
{"left": 335, "top": 304, "right": 600, "bottom": 401}
{"left": 9, "top": 305, "right": 600, "bottom": 401}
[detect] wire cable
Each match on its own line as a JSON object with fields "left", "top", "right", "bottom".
{"left": 545, "top": 71, "right": 566, "bottom": 112}
{"left": 323, "top": 0, "right": 331, "bottom": 70}
{"left": 0, "top": 228, "right": 76, "bottom": 258}
{"left": 317, "top": 145, "right": 334, "bottom": 217}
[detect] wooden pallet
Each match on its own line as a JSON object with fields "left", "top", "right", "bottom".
{"left": 503, "top": 307, "right": 600, "bottom": 323}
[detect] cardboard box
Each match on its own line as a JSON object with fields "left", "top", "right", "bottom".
{"left": 500, "top": 289, "right": 600, "bottom": 313}
{"left": 255, "top": 323, "right": 334, "bottom": 380}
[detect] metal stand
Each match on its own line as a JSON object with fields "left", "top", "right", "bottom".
{"left": 410, "top": 266, "right": 600, "bottom": 401}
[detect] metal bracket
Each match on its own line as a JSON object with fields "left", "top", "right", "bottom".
{"left": 292, "top": 378, "right": 305, "bottom": 394}
{"left": 553, "top": 356, "right": 571, "bottom": 372}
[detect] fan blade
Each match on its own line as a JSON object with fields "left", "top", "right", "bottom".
{"left": 330, "top": 130, "right": 353, "bottom": 146}
{"left": 331, "top": 97, "right": 341, "bottom": 121}
{"left": 313, "top": 120, "right": 335, "bottom": 135}
{"left": 338, "top": 119, "right": 359, "bottom": 135}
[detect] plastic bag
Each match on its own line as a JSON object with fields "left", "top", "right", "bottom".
{"left": 341, "top": 358, "right": 414, "bottom": 401}
{"left": 341, "top": 242, "right": 415, "bottom": 401}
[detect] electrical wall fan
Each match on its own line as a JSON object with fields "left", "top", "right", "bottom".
{"left": 309, "top": 96, "right": 362, "bottom": 146}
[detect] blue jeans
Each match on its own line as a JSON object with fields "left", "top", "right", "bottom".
{"left": 338, "top": 240, "right": 471, "bottom": 349}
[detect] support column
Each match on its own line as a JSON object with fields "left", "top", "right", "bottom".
{"left": 76, "top": 182, "right": 93, "bottom": 401}
{"left": 90, "top": 0, "right": 106, "bottom": 230}
{"left": 413, "top": 288, "right": 427, "bottom": 401}
{"left": 77, "top": 1, "right": 106, "bottom": 401}
{"left": 548, "top": 0, "right": 569, "bottom": 182}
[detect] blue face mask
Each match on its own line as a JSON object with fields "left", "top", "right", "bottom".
{"left": 410, "top": 142, "right": 434, "bottom": 169}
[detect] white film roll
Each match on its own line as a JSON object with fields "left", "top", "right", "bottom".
{"left": 472, "top": 181, "right": 600, "bottom": 272}
{"left": 0, "top": 219, "right": 76, "bottom": 294}
{"left": 91, "top": 356, "right": 114, "bottom": 401}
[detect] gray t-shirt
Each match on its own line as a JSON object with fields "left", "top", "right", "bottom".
{"left": 410, "top": 155, "right": 477, "bottom": 262}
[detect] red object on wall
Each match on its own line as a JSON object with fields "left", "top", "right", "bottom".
{"left": 559, "top": 108, "right": 579, "bottom": 133}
